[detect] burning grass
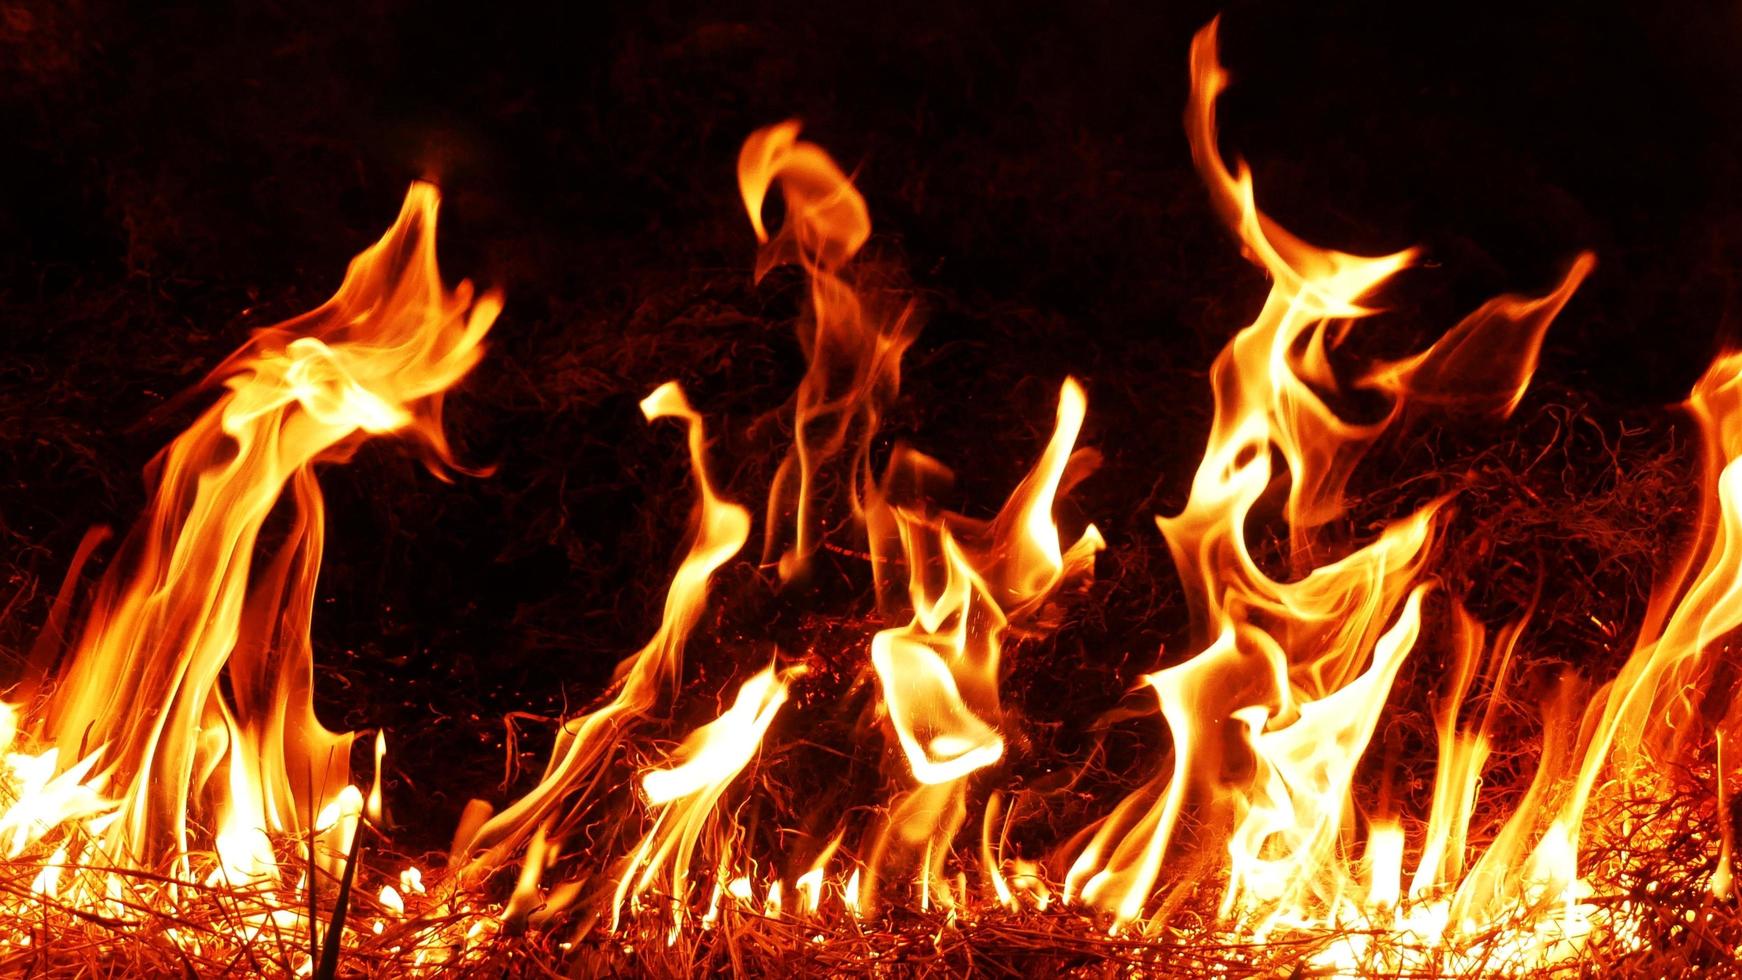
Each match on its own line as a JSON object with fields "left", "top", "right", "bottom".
{"left": 0, "top": 784, "right": 503, "bottom": 977}
{"left": 491, "top": 774, "right": 1742, "bottom": 979}
{"left": 2, "top": 383, "right": 1711, "bottom": 980}
{"left": 1, "top": 783, "right": 1739, "bottom": 980}
{"left": 0, "top": 266, "right": 1725, "bottom": 977}
{"left": 7, "top": 12, "right": 1742, "bottom": 979}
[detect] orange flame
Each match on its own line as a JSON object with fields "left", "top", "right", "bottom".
{"left": 455, "top": 381, "right": 750, "bottom": 866}
{"left": 1065, "top": 21, "right": 1593, "bottom": 951}
{"left": 19, "top": 183, "right": 494, "bottom": 890}
{"left": 1456, "top": 348, "right": 1742, "bottom": 949}
{"left": 863, "top": 378, "right": 1102, "bottom": 909}
{"left": 738, "top": 120, "right": 920, "bottom": 581}
{"left": 612, "top": 663, "right": 800, "bottom": 937}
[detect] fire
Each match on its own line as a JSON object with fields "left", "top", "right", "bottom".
{"left": 1, "top": 182, "right": 501, "bottom": 970}
{"left": 34, "top": 180, "right": 492, "bottom": 872}
{"left": 612, "top": 662, "right": 800, "bottom": 936}
{"left": 862, "top": 376, "right": 1102, "bottom": 910}
{"left": 453, "top": 379, "right": 752, "bottom": 879}
{"left": 470, "top": 120, "right": 1103, "bottom": 932}
{"left": 739, "top": 120, "right": 920, "bottom": 583}
{"left": 1065, "top": 20, "right": 1604, "bottom": 966}
{"left": 14, "top": 11, "right": 1742, "bottom": 977}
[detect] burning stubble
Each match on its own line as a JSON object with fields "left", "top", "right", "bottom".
{"left": 2, "top": 14, "right": 1740, "bottom": 980}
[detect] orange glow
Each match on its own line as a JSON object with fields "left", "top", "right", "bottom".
{"left": 20, "top": 13, "right": 1742, "bottom": 975}
{"left": 455, "top": 380, "right": 751, "bottom": 869}
{"left": 1065, "top": 21, "right": 1605, "bottom": 973}
{"left": 738, "top": 121, "right": 920, "bottom": 581}
{"left": 2, "top": 182, "right": 500, "bottom": 969}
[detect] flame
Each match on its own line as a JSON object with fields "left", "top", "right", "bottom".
{"left": 13, "top": 181, "right": 491, "bottom": 890}
{"left": 1467, "top": 347, "right": 1742, "bottom": 940}
{"left": 612, "top": 664, "right": 800, "bottom": 935}
{"left": 456, "top": 381, "right": 751, "bottom": 866}
{"left": 862, "top": 377, "right": 1102, "bottom": 908}
{"left": 795, "top": 832, "right": 842, "bottom": 915}
{"left": 472, "top": 125, "right": 1102, "bottom": 928}
{"left": 1566, "top": 350, "right": 1742, "bottom": 784}
{"left": 380, "top": 884, "right": 405, "bottom": 916}
{"left": 465, "top": 122, "right": 908, "bottom": 926}
{"left": 738, "top": 120, "right": 920, "bottom": 581}
{"left": 1066, "top": 19, "right": 1593, "bottom": 950}
{"left": 0, "top": 182, "right": 504, "bottom": 970}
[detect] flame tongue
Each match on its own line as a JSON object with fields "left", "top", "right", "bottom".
{"left": 738, "top": 120, "right": 920, "bottom": 582}
{"left": 462, "top": 123, "right": 900, "bottom": 917}
{"left": 863, "top": 378, "right": 1102, "bottom": 909}
{"left": 456, "top": 381, "right": 751, "bottom": 865}
{"left": 1066, "top": 20, "right": 1593, "bottom": 942}
{"left": 24, "top": 183, "right": 495, "bottom": 883}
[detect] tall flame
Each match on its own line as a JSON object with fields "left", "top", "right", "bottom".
{"left": 738, "top": 120, "right": 920, "bottom": 581}
{"left": 863, "top": 377, "right": 1102, "bottom": 909}
{"left": 1065, "top": 20, "right": 1592, "bottom": 943}
{"left": 1444, "top": 348, "right": 1742, "bottom": 952}
{"left": 464, "top": 120, "right": 909, "bottom": 911}
{"left": 1566, "top": 350, "right": 1742, "bottom": 788}
{"left": 19, "top": 182, "right": 495, "bottom": 889}
{"left": 455, "top": 382, "right": 750, "bottom": 866}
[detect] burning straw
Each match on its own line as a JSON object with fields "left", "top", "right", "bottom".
{"left": 6, "top": 13, "right": 1742, "bottom": 980}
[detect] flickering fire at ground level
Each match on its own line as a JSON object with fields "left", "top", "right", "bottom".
{"left": 8, "top": 4, "right": 1742, "bottom": 977}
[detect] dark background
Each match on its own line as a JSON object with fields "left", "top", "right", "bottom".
{"left": 2, "top": 0, "right": 1737, "bottom": 856}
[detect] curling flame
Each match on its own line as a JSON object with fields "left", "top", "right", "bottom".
{"left": 864, "top": 377, "right": 1102, "bottom": 908}
{"left": 457, "top": 381, "right": 751, "bottom": 866}
{"left": 739, "top": 120, "right": 919, "bottom": 581}
{"left": 13, "top": 183, "right": 492, "bottom": 908}
{"left": 1067, "top": 19, "right": 1592, "bottom": 951}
